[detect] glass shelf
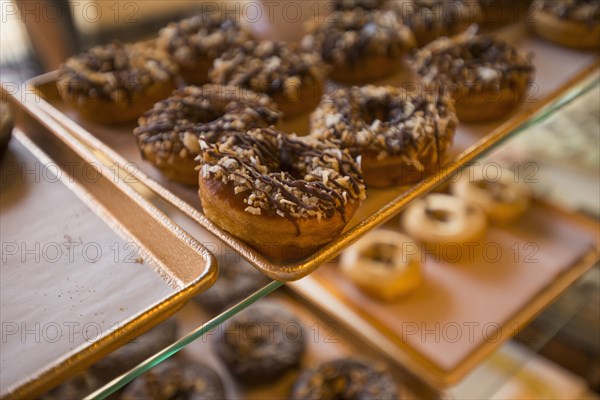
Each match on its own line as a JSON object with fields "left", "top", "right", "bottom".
{"left": 74, "top": 74, "right": 600, "bottom": 399}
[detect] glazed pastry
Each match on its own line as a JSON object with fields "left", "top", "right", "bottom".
{"left": 389, "top": 0, "right": 482, "bottom": 46}
{"left": 478, "top": 0, "right": 531, "bottom": 27}
{"left": 214, "top": 301, "right": 305, "bottom": 384}
{"left": 90, "top": 318, "right": 178, "bottom": 381}
{"left": 0, "top": 101, "right": 12, "bottom": 160}
{"left": 310, "top": 85, "right": 458, "bottom": 187}
{"left": 301, "top": 9, "right": 416, "bottom": 83}
{"left": 57, "top": 41, "right": 178, "bottom": 124}
{"left": 198, "top": 128, "right": 366, "bottom": 262}
{"left": 450, "top": 164, "right": 531, "bottom": 223}
{"left": 134, "top": 84, "right": 281, "bottom": 186}
{"left": 334, "top": 0, "right": 387, "bottom": 10}
{"left": 341, "top": 229, "right": 423, "bottom": 301}
{"left": 120, "top": 359, "right": 224, "bottom": 400}
{"left": 291, "top": 359, "right": 399, "bottom": 400}
{"left": 209, "top": 41, "right": 326, "bottom": 118}
{"left": 157, "top": 14, "right": 251, "bottom": 84}
{"left": 411, "top": 26, "right": 535, "bottom": 122}
{"left": 401, "top": 193, "right": 488, "bottom": 259}
{"left": 531, "top": 0, "right": 600, "bottom": 49}
{"left": 193, "top": 257, "right": 270, "bottom": 312}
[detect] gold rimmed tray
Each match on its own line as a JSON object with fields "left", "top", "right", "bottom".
{"left": 288, "top": 200, "right": 600, "bottom": 388}
{"left": 21, "top": 24, "right": 599, "bottom": 281}
{"left": 1, "top": 91, "right": 218, "bottom": 399}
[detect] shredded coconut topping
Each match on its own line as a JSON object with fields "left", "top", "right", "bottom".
{"left": 199, "top": 128, "right": 366, "bottom": 228}
{"left": 58, "top": 41, "right": 177, "bottom": 102}
{"left": 310, "top": 85, "right": 458, "bottom": 165}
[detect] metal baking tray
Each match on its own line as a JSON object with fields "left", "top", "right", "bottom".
{"left": 1, "top": 90, "right": 217, "bottom": 399}
{"left": 289, "top": 199, "right": 600, "bottom": 388}
{"left": 22, "top": 24, "right": 600, "bottom": 281}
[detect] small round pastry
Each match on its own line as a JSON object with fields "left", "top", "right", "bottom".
{"left": 401, "top": 193, "right": 488, "bottom": 260}
{"left": 310, "top": 85, "right": 458, "bottom": 187}
{"left": 411, "top": 26, "right": 535, "bottom": 122}
{"left": 0, "top": 101, "right": 13, "bottom": 160}
{"left": 134, "top": 84, "right": 281, "bottom": 186}
{"left": 530, "top": 0, "right": 600, "bottom": 49}
{"left": 209, "top": 41, "right": 326, "bottom": 118}
{"left": 198, "top": 128, "right": 366, "bottom": 262}
{"left": 450, "top": 164, "right": 531, "bottom": 223}
{"left": 478, "top": 0, "right": 531, "bottom": 27}
{"left": 90, "top": 318, "right": 178, "bottom": 381}
{"left": 341, "top": 229, "right": 422, "bottom": 301}
{"left": 57, "top": 41, "right": 178, "bottom": 124}
{"left": 291, "top": 359, "right": 399, "bottom": 400}
{"left": 334, "top": 0, "right": 387, "bottom": 10}
{"left": 302, "top": 9, "right": 416, "bottom": 83}
{"left": 121, "top": 359, "right": 224, "bottom": 400}
{"left": 389, "top": 0, "right": 482, "bottom": 46}
{"left": 157, "top": 14, "right": 251, "bottom": 85}
{"left": 193, "top": 257, "right": 270, "bottom": 312}
{"left": 214, "top": 301, "right": 305, "bottom": 384}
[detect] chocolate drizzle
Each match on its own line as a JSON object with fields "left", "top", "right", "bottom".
{"left": 200, "top": 128, "right": 366, "bottom": 234}
{"left": 301, "top": 9, "right": 416, "bottom": 67}
{"left": 536, "top": 0, "right": 600, "bottom": 25}
{"left": 310, "top": 85, "right": 458, "bottom": 167}
{"left": 134, "top": 85, "right": 281, "bottom": 161}
{"left": 389, "top": 0, "right": 482, "bottom": 34}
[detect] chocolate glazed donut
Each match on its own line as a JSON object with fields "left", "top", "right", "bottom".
{"left": 134, "top": 84, "right": 281, "bottom": 186}
{"left": 198, "top": 127, "right": 366, "bottom": 262}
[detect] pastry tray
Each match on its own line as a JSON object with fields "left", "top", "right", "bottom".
{"left": 288, "top": 199, "right": 600, "bottom": 388}
{"left": 22, "top": 23, "right": 600, "bottom": 281}
{"left": 0, "top": 92, "right": 217, "bottom": 399}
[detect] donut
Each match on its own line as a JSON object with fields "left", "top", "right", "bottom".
{"left": 450, "top": 164, "right": 531, "bottom": 223}
{"left": 291, "top": 359, "right": 399, "bottom": 400}
{"left": 57, "top": 41, "right": 178, "bottom": 124}
{"left": 341, "top": 229, "right": 423, "bottom": 301}
{"left": 334, "top": 0, "right": 387, "bottom": 10}
{"left": 301, "top": 9, "right": 416, "bottom": 83}
{"left": 157, "top": 14, "right": 251, "bottom": 85}
{"left": 209, "top": 41, "right": 326, "bottom": 118}
{"left": 530, "top": 0, "right": 600, "bottom": 49}
{"left": 193, "top": 257, "right": 270, "bottom": 312}
{"left": 310, "top": 85, "right": 458, "bottom": 187}
{"left": 214, "top": 301, "right": 305, "bottom": 384}
{"left": 198, "top": 128, "right": 366, "bottom": 262}
{"left": 388, "top": 0, "right": 482, "bottom": 46}
{"left": 478, "top": 0, "right": 531, "bottom": 27}
{"left": 0, "top": 101, "right": 12, "bottom": 160}
{"left": 401, "top": 193, "right": 487, "bottom": 261}
{"left": 90, "top": 318, "right": 178, "bottom": 382}
{"left": 134, "top": 84, "right": 281, "bottom": 186}
{"left": 411, "top": 26, "right": 535, "bottom": 122}
{"left": 121, "top": 359, "right": 224, "bottom": 400}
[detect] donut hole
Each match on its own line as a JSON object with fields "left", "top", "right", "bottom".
{"left": 474, "top": 179, "right": 514, "bottom": 203}
{"left": 425, "top": 208, "right": 452, "bottom": 222}
{"left": 360, "top": 243, "right": 396, "bottom": 267}
{"left": 360, "top": 99, "right": 395, "bottom": 125}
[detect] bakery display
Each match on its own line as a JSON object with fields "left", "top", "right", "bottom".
{"left": 120, "top": 359, "right": 224, "bottom": 400}
{"left": 291, "top": 358, "right": 399, "bottom": 400}
{"left": 193, "top": 257, "right": 270, "bottom": 312}
{"left": 0, "top": 101, "right": 12, "bottom": 160}
{"left": 451, "top": 164, "right": 531, "bottom": 223}
{"left": 310, "top": 85, "right": 458, "bottom": 187}
{"left": 198, "top": 128, "right": 366, "bottom": 262}
{"left": 90, "top": 318, "right": 178, "bottom": 381}
{"left": 57, "top": 42, "right": 178, "bottom": 124}
{"left": 301, "top": 9, "right": 416, "bottom": 83}
{"left": 530, "top": 0, "right": 600, "bottom": 49}
{"left": 341, "top": 229, "right": 423, "bottom": 301}
{"left": 214, "top": 301, "right": 305, "bottom": 383}
{"left": 157, "top": 14, "right": 251, "bottom": 85}
{"left": 401, "top": 193, "right": 488, "bottom": 259}
{"left": 411, "top": 26, "right": 535, "bottom": 122}
{"left": 133, "top": 84, "right": 281, "bottom": 185}
{"left": 389, "top": 0, "right": 482, "bottom": 46}
{"left": 209, "top": 41, "right": 325, "bottom": 118}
